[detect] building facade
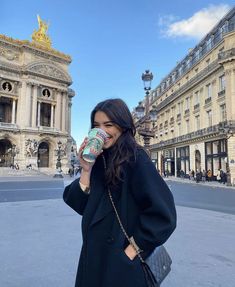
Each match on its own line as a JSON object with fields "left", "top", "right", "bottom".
{"left": 135, "top": 7, "right": 235, "bottom": 184}
{"left": 0, "top": 16, "right": 75, "bottom": 171}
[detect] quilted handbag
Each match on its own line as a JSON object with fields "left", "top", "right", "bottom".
{"left": 144, "top": 245, "right": 172, "bottom": 286}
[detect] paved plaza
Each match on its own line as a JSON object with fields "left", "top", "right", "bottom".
{"left": 1, "top": 182, "right": 235, "bottom": 287}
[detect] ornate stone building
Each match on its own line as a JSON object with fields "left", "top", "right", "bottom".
{"left": 135, "top": 7, "right": 235, "bottom": 184}
{"left": 0, "top": 16, "right": 75, "bottom": 171}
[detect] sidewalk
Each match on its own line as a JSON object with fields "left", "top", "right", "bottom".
{"left": 1, "top": 197, "right": 234, "bottom": 286}
{"left": 164, "top": 175, "right": 235, "bottom": 189}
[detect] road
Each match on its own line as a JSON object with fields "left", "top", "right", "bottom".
{"left": 1, "top": 176, "right": 234, "bottom": 287}
{"left": 166, "top": 179, "right": 235, "bottom": 215}
{"left": 0, "top": 177, "right": 64, "bottom": 202}
{"left": 1, "top": 176, "right": 234, "bottom": 215}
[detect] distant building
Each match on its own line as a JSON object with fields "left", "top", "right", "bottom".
{"left": 135, "top": 7, "right": 235, "bottom": 184}
{"left": 0, "top": 16, "right": 75, "bottom": 171}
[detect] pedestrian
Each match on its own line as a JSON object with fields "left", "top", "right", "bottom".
{"left": 195, "top": 169, "right": 201, "bottom": 183}
{"left": 201, "top": 170, "right": 206, "bottom": 182}
{"left": 216, "top": 169, "right": 221, "bottom": 183}
{"left": 191, "top": 169, "right": 195, "bottom": 180}
{"left": 180, "top": 169, "right": 184, "bottom": 179}
{"left": 221, "top": 169, "right": 227, "bottom": 184}
{"left": 63, "top": 98, "right": 177, "bottom": 287}
{"left": 207, "top": 169, "right": 212, "bottom": 181}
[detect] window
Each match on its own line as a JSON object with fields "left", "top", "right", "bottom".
{"left": 207, "top": 37, "right": 212, "bottom": 51}
{"left": 221, "top": 139, "right": 226, "bottom": 153}
{"left": 195, "top": 50, "right": 200, "bottom": 61}
{"left": 177, "top": 102, "right": 183, "bottom": 114}
{"left": 220, "top": 104, "right": 226, "bottom": 121}
{"left": 178, "top": 123, "right": 181, "bottom": 136}
{"left": 206, "top": 83, "right": 212, "bottom": 99}
{"left": 185, "top": 97, "right": 190, "bottom": 109}
{"left": 213, "top": 141, "right": 219, "bottom": 154}
{"left": 186, "top": 58, "right": 191, "bottom": 69}
{"left": 206, "top": 58, "right": 210, "bottom": 67}
{"left": 219, "top": 75, "right": 226, "bottom": 91}
{"left": 221, "top": 21, "right": 229, "bottom": 34}
{"left": 194, "top": 91, "right": 199, "bottom": 105}
{"left": 186, "top": 120, "right": 190, "bottom": 134}
{"left": 195, "top": 115, "right": 200, "bottom": 130}
{"left": 179, "top": 65, "right": 183, "bottom": 76}
{"left": 206, "top": 142, "right": 212, "bottom": 155}
{"left": 207, "top": 110, "right": 212, "bottom": 126}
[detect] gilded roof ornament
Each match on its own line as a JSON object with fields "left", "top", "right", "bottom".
{"left": 32, "top": 15, "right": 52, "bottom": 48}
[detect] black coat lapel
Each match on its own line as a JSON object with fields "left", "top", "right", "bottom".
{"left": 89, "top": 191, "right": 113, "bottom": 227}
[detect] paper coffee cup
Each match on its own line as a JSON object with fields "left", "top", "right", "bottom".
{"left": 82, "top": 128, "right": 108, "bottom": 162}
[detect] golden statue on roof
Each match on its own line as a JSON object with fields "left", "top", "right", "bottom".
{"left": 32, "top": 15, "right": 51, "bottom": 48}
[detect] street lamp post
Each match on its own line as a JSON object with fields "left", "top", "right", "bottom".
{"left": 218, "top": 122, "right": 234, "bottom": 186}
{"left": 11, "top": 144, "right": 16, "bottom": 167}
{"left": 135, "top": 70, "right": 157, "bottom": 148}
{"left": 53, "top": 141, "right": 64, "bottom": 178}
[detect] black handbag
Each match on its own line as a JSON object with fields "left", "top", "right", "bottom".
{"left": 144, "top": 245, "right": 172, "bottom": 286}
{"left": 102, "top": 155, "right": 172, "bottom": 286}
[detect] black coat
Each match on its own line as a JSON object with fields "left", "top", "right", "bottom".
{"left": 63, "top": 148, "right": 176, "bottom": 287}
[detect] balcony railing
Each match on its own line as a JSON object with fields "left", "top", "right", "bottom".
{"left": 150, "top": 121, "right": 235, "bottom": 150}
{"left": 194, "top": 103, "right": 200, "bottom": 110}
{"left": 39, "top": 126, "right": 59, "bottom": 133}
{"left": 205, "top": 97, "right": 212, "bottom": 105}
{"left": 218, "top": 89, "right": 225, "bottom": 97}
{"left": 184, "top": 109, "right": 190, "bottom": 115}
{"left": 0, "top": 122, "right": 18, "bottom": 129}
{"left": 218, "top": 48, "right": 235, "bottom": 62}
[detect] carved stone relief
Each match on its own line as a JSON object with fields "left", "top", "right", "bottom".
{"left": 25, "top": 139, "right": 39, "bottom": 157}
{"left": 0, "top": 48, "right": 19, "bottom": 61}
{"left": 27, "top": 63, "right": 71, "bottom": 83}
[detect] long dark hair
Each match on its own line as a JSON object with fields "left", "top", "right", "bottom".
{"left": 91, "top": 98, "right": 138, "bottom": 187}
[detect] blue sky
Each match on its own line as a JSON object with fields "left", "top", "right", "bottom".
{"left": 1, "top": 1, "right": 234, "bottom": 146}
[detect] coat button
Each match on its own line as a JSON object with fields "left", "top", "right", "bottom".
{"left": 106, "top": 237, "right": 114, "bottom": 244}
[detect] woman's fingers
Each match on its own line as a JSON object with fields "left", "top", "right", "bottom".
{"left": 79, "top": 137, "right": 88, "bottom": 152}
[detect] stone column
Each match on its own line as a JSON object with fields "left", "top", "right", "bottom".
{"left": 17, "top": 81, "right": 27, "bottom": 126}
{"left": 68, "top": 101, "right": 72, "bottom": 134}
{"left": 223, "top": 63, "right": 235, "bottom": 121}
{"left": 55, "top": 90, "right": 62, "bottom": 130}
{"left": 50, "top": 104, "right": 54, "bottom": 128}
{"left": 31, "top": 85, "right": 38, "bottom": 128}
{"left": 25, "top": 83, "right": 32, "bottom": 127}
{"left": 37, "top": 102, "right": 41, "bottom": 127}
{"left": 11, "top": 99, "right": 16, "bottom": 124}
{"left": 61, "top": 93, "right": 67, "bottom": 132}
{"left": 174, "top": 147, "right": 177, "bottom": 177}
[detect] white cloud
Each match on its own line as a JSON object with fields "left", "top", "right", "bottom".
{"left": 159, "top": 4, "right": 231, "bottom": 40}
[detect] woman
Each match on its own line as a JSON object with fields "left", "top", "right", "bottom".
{"left": 63, "top": 98, "right": 176, "bottom": 287}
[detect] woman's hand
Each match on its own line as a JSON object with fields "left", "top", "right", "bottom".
{"left": 78, "top": 137, "right": 103, "bottom": 188}
{"left": 78, "top": 138, "right": 94, "bottom": 173}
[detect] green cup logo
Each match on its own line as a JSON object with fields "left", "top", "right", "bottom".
{"left": 82, "top": 128, "right": 108, "bottom": 162}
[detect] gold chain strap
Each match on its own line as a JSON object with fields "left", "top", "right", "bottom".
{"left": 102, "top": 155, "right": 144, "bottom": 263}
